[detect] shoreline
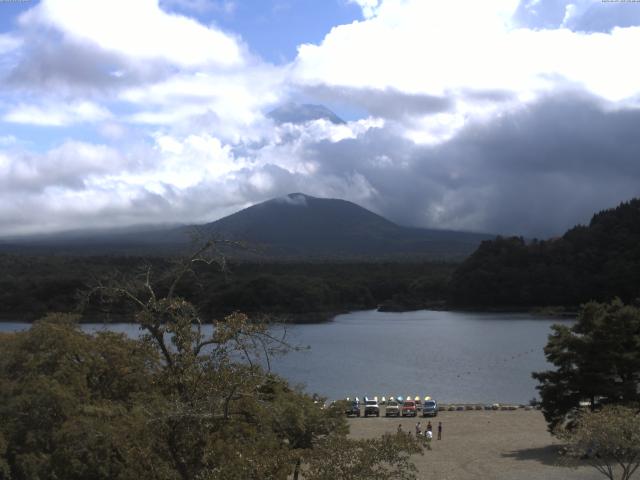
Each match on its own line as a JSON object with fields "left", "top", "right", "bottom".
{"left": 378, "top": 303, "right": 578, "bottom": 318}
{"left": 0, "top": 305, "right": 578, "bottom": 324}
{"left": 0, "top": 311, "right": 344, "bottom": 324}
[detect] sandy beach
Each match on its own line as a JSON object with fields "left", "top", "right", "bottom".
{"left": 347, "top": 409, "right": 602, "bottom": 480}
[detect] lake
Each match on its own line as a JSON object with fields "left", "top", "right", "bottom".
{"left": 0, "top": 309, "right": 570, "bottom": 404}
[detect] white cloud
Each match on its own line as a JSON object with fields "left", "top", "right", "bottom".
{"left": 4, "top": 101, "right": 112, "bottom": 126}
{"left": 2, "top": 93, "right": 640, "bottom": 239}
{"left": 348, "top": 0, "right": 382, "bottom": 19}
{"left": 274, "top": 193, "right": 308, "bottom": 206}
{"left": 20, "top": 0, "right": 244, "bottom": 69}
{"left": 0, "top": 113, "right": 389, "bottom": 235}
{"left": 144, "top": 133, "right": 242, "bottom": 188}
{"left": 0, "top": 134, "right": 239, "bottom": 234}
{"left": 0, "top": 34, "right": 22, "bottom": 54}
{"left": 0, "top": 135, "right": 17, "bottom": 147}
{"left": 160, "top": 0, "right": 237, "bottom": 15}
{"left": 98, "top": 122, "right": 127, "bottom": 140}
{"left": 293, "top": 0, "right": 640, "bottom": 143}
{"left": 294, "top": 1, "right": 528, "bottom": 139}
{"left": 3, "top": 0, "right": 277, "bottom": 142}
{"left": 562, "top": 3, "right": 579, "bottom": 26}
{"left": 0, "top": 141, "right": 124, "bottom": 194}
{"left": 2, "top": 0, "right": 640, "bottom": 239}
{"left": 117, "top": 67, "right": 287, "bottom": 143}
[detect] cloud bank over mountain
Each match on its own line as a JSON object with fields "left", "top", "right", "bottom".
{"left": 1, "top": 0, "right": 639, "bottom": 237}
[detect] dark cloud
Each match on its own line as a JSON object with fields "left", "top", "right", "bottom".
{"left": 3, "top": 32, "right": 171, "bottom": 94}
{"left": 301, "top": 84, "right": 453, "bottom": 120}
{"left": 3, "top": 91, "right": 639, "bottom": 239}
{"left": 299, "top": 92, "right": 640, "bottom": 238}
{"left": 2, "top": 90, "right": 639, "bottom": 240}
{"left": 458, "top": 88, "right": 516, "bottom": 103}
{"left": 0, "top": 143, "right": 117, "bottom": 193}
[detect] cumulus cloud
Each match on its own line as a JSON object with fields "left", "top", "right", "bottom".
{"left": 293, "top": 0, "right": 640, "bottom": 138}
{"left": 0, "top": 34, "right": 22, "bottom": 55}
{"left": 0, "top": 141, "right": 125, "bottom": 193}
{"left": 160, "top": 0, "right": 237, "bottom": 15}
{"left": 0, "top": 135, "right": 17, "bottom": 147}
{"left": 1, "top": 0, "right": 640, "bottom": 239}
{"left": 1, "top": 0, "right": 287, "bottom": 145}
{"left": 0, "top": 116, "right": 386, "bottom": 235}
{"left": 20, "top": 0, "right": 244, "bottom": 68}
{"left": 348, "top": 0, "right": 383, "bottom": 19}
{"left": 301, "top": 85, "right": 453, "bottom": 121}
{"left": 293, "top": 92, "right": 640, "bottom": 237}
{"left": 4, "top": 101, "right": 111, "bottom": 126}
{"left": 3, "top": 0, "right": 249, "bottom": 96}
{"left": 118, "top": 67, "right": 286, "bottom": 142}
{"left": 514, "top": 0, "right": 640, "bottom": 32}
{"left": 1, "top": 91, "right": 639, "bottom": 238}
{"left": 273, "top": 193, "right": 308, "bottom": 206}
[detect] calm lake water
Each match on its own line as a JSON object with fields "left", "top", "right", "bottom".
{"left": 0, "top": 310, "right": 571, "bottom": 404}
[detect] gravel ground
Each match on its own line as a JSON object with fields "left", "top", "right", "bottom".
{"left": 347, "top": 409, "right": 603, "bottom": 480}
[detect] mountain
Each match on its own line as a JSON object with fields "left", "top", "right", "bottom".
{"left": 0, "top": 193, "right": 493, "bottom": 259}
{"left": 267, "top": 103, "right": 346, "bottom": 125}
{"left": 198, "top": 193, "right": 491, "bottom": 259}
{"left": 449, "top": 198, "right": 640, "bottom": 307}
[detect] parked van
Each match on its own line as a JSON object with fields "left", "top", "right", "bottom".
{"left": 422, "top": 399, "right": 438, "bottom": 417}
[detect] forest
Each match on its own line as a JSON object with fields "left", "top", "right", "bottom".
{"left": 3, "top": 199, "right": 640, "bottom": 322}
{"left": 0, "top": 255, "right": 453, "bottom": 322}
{"left": 449, "top": 199, "right": 640, "bottom": 308}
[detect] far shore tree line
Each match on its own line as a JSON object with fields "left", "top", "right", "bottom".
{"left": 0, "top": 255, "right": 454, "bottom": 322}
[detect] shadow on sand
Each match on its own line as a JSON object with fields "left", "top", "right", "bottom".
{"left": 501, "top": 445, "right": 569, "bottom": 468}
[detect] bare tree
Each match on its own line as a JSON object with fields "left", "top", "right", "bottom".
{"left": 80, "top": 240, "right": 294, "bottom": 479}
{"left": 557, "top": 405, "right": 640, "bottom": 480}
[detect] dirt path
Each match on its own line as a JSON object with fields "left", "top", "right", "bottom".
{"left": 348, "top": 410, "right": 603, "bottom": 480}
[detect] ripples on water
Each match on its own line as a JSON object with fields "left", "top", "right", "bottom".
{"left": 1, "top": 310, "right": 573, "bottom": 404}
{"left": 265, "top": 310, "right": 572, "bottom": 404}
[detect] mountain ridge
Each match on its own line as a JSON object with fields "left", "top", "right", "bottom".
{"left": 0, "top": 193, "right": 494, "bottom": 259}
{"left": 197, "top": 193, "right": 493, "bottom": 259}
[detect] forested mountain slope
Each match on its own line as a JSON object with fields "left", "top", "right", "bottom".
{"left": 449, "top": 199, "right": 640, "bottom": 307}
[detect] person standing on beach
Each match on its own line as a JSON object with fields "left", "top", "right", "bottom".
{"left": 397, "top": 424, "right": 403, "bottom": 434}
{"left": 426, "top": 421, "right": 432, "bottom": 433}
{"left": 437, "top": 422, "right": 442, "bottom": 440}
{"left": 425, "top": 429, "right": 433, "bottom": 450}
{"left": 415, "top": 421, "right": 421, "bottom": 436}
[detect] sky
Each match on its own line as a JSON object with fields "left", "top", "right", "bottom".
{"left": 1, "top": 0, "right": 640, "bottom": 238}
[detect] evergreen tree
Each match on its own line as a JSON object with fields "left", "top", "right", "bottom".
{"left": 533, "top": 300, "right": 640, "bottom": 431}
